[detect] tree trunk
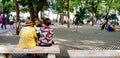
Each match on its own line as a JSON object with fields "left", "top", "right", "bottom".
{"left": 35, "top": 11, "right": 39, "bottom": 19}
{"left": 105, "top": 0, "right": 113, "bottom": 26}
{"left": 67, "top": 0, "right": 70, "bottom": 28}
{"left": 59, "top": 14, "right": 62, "bottom": 23}
{"left": 40, "top": 11, "right": 43, "bottom": 19}
{"left": 40, "top": 10, "right": 44, "bottom": 19}
{"left": 61, "top": 0, "right": 65, "bottom": 25}
{"left": 28, "top": 0, "right": 35, "bottom": 23}
{"left": 91, "top": 0, "right": 95, "bottom": 26}
{"left": 56, "top": 13, "right": 59, "bottom": 22}
{"left": 14, "top": 0, "right": 20, "bottom": 35}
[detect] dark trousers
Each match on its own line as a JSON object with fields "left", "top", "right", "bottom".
{"left": 1, "top": 23, "right": 6, "bottom": 29}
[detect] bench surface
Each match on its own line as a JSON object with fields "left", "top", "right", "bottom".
{"left": 0, "top": 45, "right": 60, "bottom": 54}
{"left": 68, "top": 50, "right": 120, "bottom": 58}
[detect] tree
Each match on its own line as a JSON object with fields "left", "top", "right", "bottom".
{"left": 84, "top": 0, "right": 101, "bottom": 26}
{"left": 67, "top": 0, "right": 70, "bottom": 28}
{"left": 61, "top": 0, "right": 65, "bottom": 25}
{"left": 75, "top": 6, "right": 86, "bottom": 24}
{"left": 52, "top": 0, "right": 63, "bottom": 22}
{"left": 104, "top": 0, "right": 114, "bottom": 26}
{"left": 14, "top": 0, "right": 20, "bottom": 35}
{"left": 19, "top": 0, "right": 47, "bottom": 22}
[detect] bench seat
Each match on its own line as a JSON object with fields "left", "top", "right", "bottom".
{"left": 0, "top": 45, "right": 60, "bottom": 58}
{"left": 68, "top": 50, "right": 120, "bottom": 58}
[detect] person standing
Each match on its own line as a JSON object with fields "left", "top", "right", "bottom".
{"left": 1, "top": 15, "right": 6, "bottom": 29}
{"left": 17, "top": 19, "right": 37, "bottom": 49}
{"left": 9, "top": 15, "right": 14, "bottom": 28}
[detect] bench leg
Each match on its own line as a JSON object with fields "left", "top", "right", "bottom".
{"left": 0, "top": 54, "right": 12, "bottom": 58}
{"left": 47, "top": 53, "right": 55, "bottom": 58}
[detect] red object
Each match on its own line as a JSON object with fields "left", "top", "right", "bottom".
{"left": 0, "top": 16, "right": 2, "bottom": 23}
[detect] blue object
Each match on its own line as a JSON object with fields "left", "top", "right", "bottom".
{"left": 107, "top": 25, "right": 113, "bottom": 31}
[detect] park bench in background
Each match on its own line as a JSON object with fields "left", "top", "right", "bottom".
{"left": 0, "top": 44, "right": 60, "bottom": 58}
{"left": 67, "top": 50, "right": 120, "bottom": 58}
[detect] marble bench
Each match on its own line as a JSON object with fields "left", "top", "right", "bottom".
{"left": 67, "top": 50, "right": 120, "bottom": 58}
{"left": 0, "top": 45, "right": 60, "bottom": 58}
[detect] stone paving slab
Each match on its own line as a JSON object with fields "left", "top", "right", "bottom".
{"left": 68, "top": 50, "right": 120, "bottom": 58}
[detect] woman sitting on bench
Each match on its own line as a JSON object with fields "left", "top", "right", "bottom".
{"left": 37, "top": 18, "right": 54, "bottom": 46}
{"left": 17, "top": 19, "right": 37, "bottom": 49}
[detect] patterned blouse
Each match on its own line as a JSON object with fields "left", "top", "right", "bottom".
{"left": 38, "top": 24, "right": 53, "bottom": 45}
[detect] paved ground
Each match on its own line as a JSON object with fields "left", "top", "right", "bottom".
{"left": 54, "top": 23, "right": 120, "bottom": 58}
{"left": 0, "top": 23, "right": 120, "bottom": 58}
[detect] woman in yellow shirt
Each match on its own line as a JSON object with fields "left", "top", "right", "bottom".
{"left": 17, "top": 19, "right": 37, "bottom": 49}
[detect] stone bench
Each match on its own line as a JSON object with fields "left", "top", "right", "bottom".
{"left": 67, "top": 50, "right": 120, "bottom": 58}
{"left": 0, "top": 45, "right": 60, "bottom": 58}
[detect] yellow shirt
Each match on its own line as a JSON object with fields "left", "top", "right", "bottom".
{"left": 113, "top": 26, "right": 117, "bottom": 32}
{"left": 17, "top": 26, "right": 37, "bottom": 49}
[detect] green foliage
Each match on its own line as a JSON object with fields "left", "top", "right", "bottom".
{"left": 52, "top": 0, "right": 62, "bottom": 14}
{"left": 20, "top": 7, "right": 29, "bottom": 12}
{"left": 0, "top": 0, "right": 15, "bottom": 14}
{"left": 19, "top": 0, "right": 28, "bottom": 6}
{"left": 19, "top": 0, "right": 48, "bottom": 13}
{"left": 4, "top": 1, "right": 15, "bottom": 12}
{"left": 0, "top": 2, "right": 2, "bottom": 8}
{"left": 75, "top": 5, "right": 86, "bottom": 24}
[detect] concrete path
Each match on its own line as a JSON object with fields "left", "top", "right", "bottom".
{"left": 0, "top": 23, "right": 120, "bottom": 58}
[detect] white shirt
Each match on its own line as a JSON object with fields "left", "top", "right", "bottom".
{"left": 34, "top": 26, "right": 41, "bottom": 34}
{"left": 9, "top": 16, "right": 13, "bottom": 22}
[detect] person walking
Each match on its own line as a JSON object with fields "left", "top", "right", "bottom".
{"left": 9, "top": 15, "right": 14, "bottom": 29}
{"left": 1, "top": 15, "right": 6, "bottom": 29}
{"left": 17, "top": 19, "right": 37, "bottom": 49}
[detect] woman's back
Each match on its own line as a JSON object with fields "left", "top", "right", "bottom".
{"left": 17, "top": 19, "right": 37, "bottom": 49}
{"left": 17, "top": 26, "right": 37, "bottom": 49}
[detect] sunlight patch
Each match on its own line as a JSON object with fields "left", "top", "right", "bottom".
{"left": 79, "top": 45, "right": 102, "bottom": 49}
{"left": 0, "top": 34, "right": 15, "bottom": 36}
{"left": 57, "top": 39, "right": 68, "bottom": 42}
{"left": 55, "top": 41, "right": 61, "bottom": 44}
{"left": 116, "top": 50, "right": 120, "bottom": 52}
{"left": 80, "top": 40, "right": 105, "bottom": 45}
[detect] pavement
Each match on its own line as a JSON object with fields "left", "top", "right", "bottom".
{"left": 0, "top": 24, "right": 16, "bottom": 34}
{"left": 0, "top": 23, "right": 120, "bottom": 58}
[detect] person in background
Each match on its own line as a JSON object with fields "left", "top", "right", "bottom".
{"left": 17, "top": 19, "right": 37, "bottom": 49}
{"left": 35, "top": 17, "right": 41, "bottom": 26}
{"left": 101, "top": 23, "right": 106, "bottom": 30}
{"left": 34, "top": 17, "right": 42, "bottom": 41}
{"left": 9, "top": 15, "right": 14, "bottom": 29}
{"left": 107, "top": 25, "right": 113, "bottom": 32}
{"left": 1, "top": 15, "right": 6, "bottom": 29}
{"left": 0, "top": 15, "right": 2, "bottom": 23}
{"left": 112, "top": 25, "right": 117, "bottom": 32}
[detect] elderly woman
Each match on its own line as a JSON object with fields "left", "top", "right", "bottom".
{"left": 38, "top": 18, "right": 54, "bottom": 46}
{"left": 17, "top": 19, "right": 37, "bottom": 49}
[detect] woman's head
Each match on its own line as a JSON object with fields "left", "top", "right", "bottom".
{"left": 25, "top": 19, "right": 34, "bottom": 27}
{"left": 44, "top": 18, "right": 51, "bottom": 26}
